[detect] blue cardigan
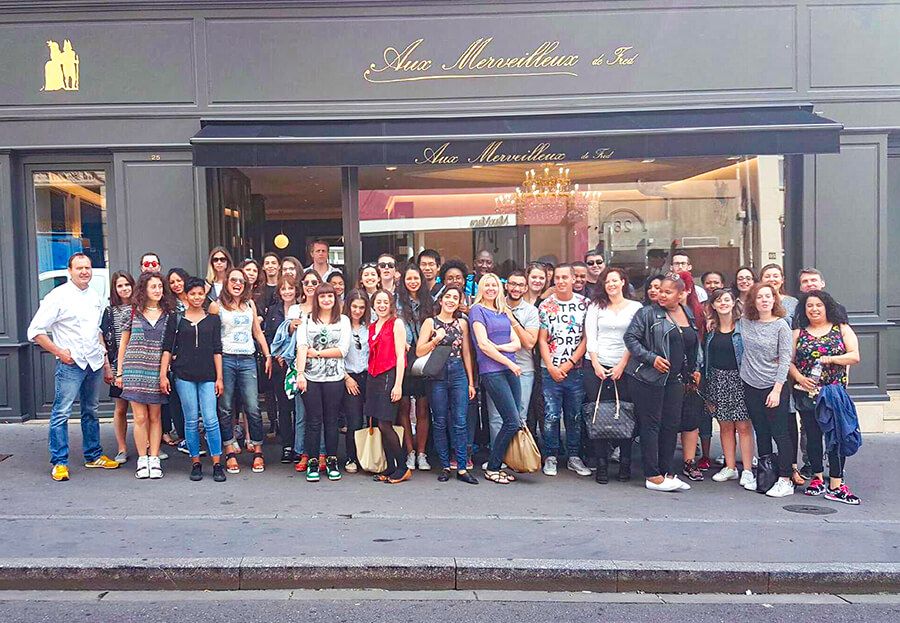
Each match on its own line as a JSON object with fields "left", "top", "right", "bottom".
{"left": 816, "top": 384, "right": 863, "bottom": 457}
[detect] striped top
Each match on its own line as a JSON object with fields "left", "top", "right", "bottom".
{"left": 121, "top": 310, "right": 170, "bottom": 405}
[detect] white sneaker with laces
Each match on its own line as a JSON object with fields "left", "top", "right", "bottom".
{"left": 567, "top": 456, "right": 592, "bottom": 476}
{"left": 417, "top": 453, "right": 431, "bottom": 471}
{"left": 766, "top": 478, "right": 795, "bottom": 498}
{"left": 344, "top": 460, "right": 358, "bottom": 474}
{"left": 543, "top": 456, "right": 558, "bottom": 476}
{"left": 712, "top": 467, "right": 739, "bottom": 482}
{"left": 135, "top": 456, "right": 150, "bottom": 479}
{"left": 148, "top": 455, "right": 164, "bottom": 480}
{"left": 406, "top": 452, "right": 416, "bottom": 470}
{"left": 740, "top": 470, "right": 757, "bottom": 491}
{"left": 645, "top": 478, "right": 680, "bottom": 492}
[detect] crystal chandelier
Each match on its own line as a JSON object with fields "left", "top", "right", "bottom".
{"left": 494, "top": 164, "right": 600, "bottom": 217}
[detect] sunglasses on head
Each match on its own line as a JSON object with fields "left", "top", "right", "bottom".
{"left": 142, "top": 260, "right": 159, "bottom": 268}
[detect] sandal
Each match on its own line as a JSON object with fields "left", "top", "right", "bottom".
{"left": 230, "top": 442, "right": 242, "bottom": 456}
{"left": 388, "top": 468, "right": 412, "bottom": 484}
{"left": 499, "top": 470, "right": 517, "bottom": 482}
{"left": 225, "top": 452, "right": 240, "bottom": 474}
{"left": 483, "top": 470, "right": 510, "bottom": 485}
{"left": 162, "top": 433, "right": 178, "bottom": 446}
{"left": 791, "top": 468, "right": 806, "bottom": 487}
{"left": 372, "top": 474, "right": 390, "bottom": 482}
{"left": 252, "top": 452, "right": 265, "bottom": 473}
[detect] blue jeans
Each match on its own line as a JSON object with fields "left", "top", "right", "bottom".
{"left": 49, "top": 362, "right": 104, "bottom": 465}
{"left": 219, "top": 354, "right": 264, "bottom": 446}
{"left": 430, "top": 357, "right": 469, "bottom": 469}
{"left": 481, "top": 369, "right": 522, "bottom": 471}
{"left": 486, "top": 370, "right": 534, "bottom": 446}
{"left": 175, "top": 378, "right": 222, "bottom": 458}
{"left": 541, "top": 367, "right": 585, "bottom": 458}
{"left": 293, "top": 392, "right": 325, "bottom": 457}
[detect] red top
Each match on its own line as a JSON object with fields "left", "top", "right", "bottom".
{"left": 368, "top": 317, "right": 401, "bottom": 376}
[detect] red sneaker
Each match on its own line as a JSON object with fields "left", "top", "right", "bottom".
{"left": 295, "top": 454, "right": 309, "bottom": 472}
{"left": 697, "top": 456, "right": 712, "bottom": 471}
{"left": 318, "top": 454, "right": 327, "bottom": 472}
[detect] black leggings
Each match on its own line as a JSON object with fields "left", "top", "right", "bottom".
{"left": 584, "top": 370, "right": 634, "bottom": 465}
{"left": 302, "top": 380, "right": 343, "bottom": 457}
{"left": 379, "top": 419, "right": 405, "bottom": 475}
{"left": 342, "top": 372, "right": 367, "bottom": 462}
{"left": 271, "top": 362, "right": 294, "bottom": 450}
{"left": 797, "top": 404, "right": 845, "bottom": 479}
{"left": 628, "top": 376, "right": 683, "bottom": 479}
{"left": 743, "top": 382, "right": 792, "bottom": 478}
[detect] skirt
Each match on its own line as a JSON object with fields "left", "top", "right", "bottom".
{"left": 706, "top": 367, "right": 750, "bottom": 422}
{"left": 364, "top": 369, "right": 400, "bottom": 424}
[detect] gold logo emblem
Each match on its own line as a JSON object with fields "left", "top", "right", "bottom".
{"left": 42, "top": 39, "right": 79, "bottom": 92}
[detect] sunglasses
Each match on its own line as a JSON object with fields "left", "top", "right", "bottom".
{"left": 353, "top": 332, "right": 362, "bottom": 350}
{"left": 228, "top": 277, "right": 245, "bottom": 284}
{"left": 378, "top": 262, "right": 395, "bottom": 269}
{"left": 302, "top": 280, "right": 319, "bottom": 287}
{"left": 212, "top": 256, "right": 228, "bottom": 263}
{"left": 585, "top": 259, "right": 605, "bottom": 266}
{"left": 142, "top": 260, "right": 160, "bottom": 268}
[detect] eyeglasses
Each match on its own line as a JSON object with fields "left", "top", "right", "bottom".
{"left": 212, "top": 256, "right": 228, "bottom": 264}
{"left": 228, "top": 277, "right": 245, "bottom": 284}
{"left": 378, "top": 262, "right": 395, "bottom": 269}
{"left": 142, "top": 260, "right": 160, "bottom": 268}
{"left": 585, "top": 259, "right": 604, "bottom": 267}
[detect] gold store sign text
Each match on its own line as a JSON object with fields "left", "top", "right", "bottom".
{"left": 414, "top": 141, "right": 615, "bottom": 165}
{"left": 365, "top": 37, "right": 637, "bottom": 84}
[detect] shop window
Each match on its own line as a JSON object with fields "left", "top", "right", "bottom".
{"left": 359, "top": 156, "right": 786, "bottom": 297}
{"left": 32, "top": 170, "right": 108, "bottom": 301}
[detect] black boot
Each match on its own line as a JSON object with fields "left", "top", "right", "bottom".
{"left": 617, "top": 460, "right": 631, "bottom": 482}
{"left": 595, "top": 459, "right": 609, "bottom": 484}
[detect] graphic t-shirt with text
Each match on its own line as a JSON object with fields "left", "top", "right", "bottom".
{"left": 538, "top": 293, "right": 588, "bottom": 369}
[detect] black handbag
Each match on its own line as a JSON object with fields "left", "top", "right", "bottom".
{"left": 408, "top": 345, "right": 452, "bottom": 379}
{"left": 583, "top": 379, "right": 636, "bottom": 440}
{"left": 755, "top": 453, "right": 779, "bottom": 494}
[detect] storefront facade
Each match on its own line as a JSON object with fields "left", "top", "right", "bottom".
{"left": 1, "top": 0, "right": 898, "bottom": 429}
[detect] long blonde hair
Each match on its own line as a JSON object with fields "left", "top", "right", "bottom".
{"left": 472, "top": 273, "right": 509, "bottom": 314}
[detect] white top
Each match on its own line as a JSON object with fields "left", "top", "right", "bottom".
{"left": 344, "top": 323, "right": 370, "bottom": 375}
{"left": 286, "top": 304, "right": 304, "bottom": 321}
{"left": 585, "top": 300, "right": 643, "bottom": 367}
{"left": 306, "top": 263, "right": 341, "bottom": 282}
{"left": 508, "top": 300, "right": 540, "bottom": 373}
{"left": 538, "top": 293, "right": 588, "bottom": 369}
{"left": 28, "top": 280, "right": 106, "bottom": 370}
{"left": 301, "top": 315, "right": 352, "bottom": 382}
{"left": 219, "top": 305, "right": 256, "bottom": 355}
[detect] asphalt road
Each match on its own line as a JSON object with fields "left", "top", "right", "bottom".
{"left": 0, "top": 591, "right": 898, "bottom": 623}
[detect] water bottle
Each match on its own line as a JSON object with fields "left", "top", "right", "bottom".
{"left": 808, "top": 361, "right": 823, "bottom": 397}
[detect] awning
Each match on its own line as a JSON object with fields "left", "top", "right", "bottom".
{"left": 191, "top": 105, "right": 842, "bottom": 167}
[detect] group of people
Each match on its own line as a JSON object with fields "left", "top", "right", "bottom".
{"left": 30, "top": 243, "right": 862, "bottom": 504}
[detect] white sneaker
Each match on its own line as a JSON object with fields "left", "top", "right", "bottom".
{"left": 712, "top": 467, "right": 739, "bottom": 482}
{"left": 766, "top": 478, "right": 795, "bottom": 498}
{"left": 344, "top": 460, "right": 358, "bottom": 474}
{"left": 645, "top": 478, "right": 680, "bottom": 492}
{"left": 417, "top": 453, "right": 431, "bottom": 471}
{"left": 114, "top": 451, "right": 128, "bottom": 465}
{"left": 567, "top": 456, "right": 592, "bottom": 476}
{"left": 543, "top": 456, "right": 558, "bottom": 476}
{"left": 148, "top": 456, "right": 164, "bottom": 480}
{"left": 406, "top": 452, "right": 416, "bottom": 470}
{"left": 740, "top": 470, "right": 757, "bottom": 491}
{"left": 666, "top": 475, "right": 691, "bottom": 490}
{"left": 135, "top": 456, "right": 150, "bottom": 479}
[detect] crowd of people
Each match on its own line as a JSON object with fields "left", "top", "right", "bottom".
{"left": 29, "top": 242, "right": 863, "bottom": 504}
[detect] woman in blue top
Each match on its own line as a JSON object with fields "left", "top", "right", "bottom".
{"left": 469, "top": 273, "right": 521, "bottom": 485}
{"left": 702, "top": 288, "right": 754, "bottom": 488}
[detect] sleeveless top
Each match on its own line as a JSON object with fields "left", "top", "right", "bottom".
{"left": 794, "top": 324, "right": 848, "bottom": 387}
{"left": 121, "top": 310, "right": 170, "bottom": 405}
{"left": 368, "top": 317, "right": 399, "bottom": 377}
{"left": 432, "top": 316, "right": 464, "bottom": 359}
{"left": 219, "top": 304, "right": 255, "bottom": 355}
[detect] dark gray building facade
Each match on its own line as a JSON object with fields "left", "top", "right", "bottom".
{"left": 1, "top": 0, "right": 899, "bottom": 429}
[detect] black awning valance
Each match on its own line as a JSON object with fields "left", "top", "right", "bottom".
{"left": 191, "top": 105, "right": 841, "bottom": 167}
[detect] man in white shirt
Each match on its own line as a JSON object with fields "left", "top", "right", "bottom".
{"left": 306, "top": 239, "right": 341, "bottom": 282}
{"left": 538, "top": 264, "right": 590, "bottom": 477}
{"left": 28, "top": 253, "right": 120, "bottom": 481}
{"left": 485, "top": 270, "right": 540, "bottom": 446}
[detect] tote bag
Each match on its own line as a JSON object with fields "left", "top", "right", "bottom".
{"left": 408, "top": 345, "right": 452, "bottom": 379}
{"left": 582, "top": 379, "right": 636, "bottom": 440}
{"left": 354, "top": 419, "right": 405, "bottom": 474}
{"left": 503, "top": 427, "right": 542, "bottom": 473}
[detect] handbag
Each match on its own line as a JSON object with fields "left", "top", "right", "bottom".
{"left": 408, "top": 345, "right": 452, "bottom": 379}
{"left": 582, "top": 379, "right": 636, "bottom": 440}
{"left": 755, "top": 453, "right": 779, "bottom": 494}
{"left": 503, "top": 426, "right": 542, "bottom": 473}
{"left": 354, "top": 418, "right": 405, "bottom": 474}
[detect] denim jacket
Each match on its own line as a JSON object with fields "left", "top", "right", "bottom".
{"left": 624, "top": 303, "right": 701, "bottom": 386}
{"left": 700, "top": 326, "right": 744, "bottom": 392}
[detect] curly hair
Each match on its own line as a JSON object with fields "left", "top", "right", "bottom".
{"left": 743, "top": 283, "right": 786, "bottom": 320}
{"left": 794, "top": 290, "right": 849, "bottom": 328}
{"left": 439, "top": 258, "right": 469, "bottom": 284}
{"left": 132, "top": 271, "right": 174, "bottom": 314}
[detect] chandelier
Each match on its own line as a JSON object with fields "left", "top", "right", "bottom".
{"left": 494, "top": 164, "right": 600, "bottom": 216}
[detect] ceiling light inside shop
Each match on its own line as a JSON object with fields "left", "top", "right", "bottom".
{"left": 642, "top": 158, "right": 656, "bottom": 163}
{"left": 385, "top": 166, "right": 398, "bottom": 171}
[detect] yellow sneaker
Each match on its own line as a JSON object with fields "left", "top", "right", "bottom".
{"left": 84, "top": 455, "right": 120, "bottom": 469}
{"left": 51, "top": 464, "right": 70, "bottom": 481}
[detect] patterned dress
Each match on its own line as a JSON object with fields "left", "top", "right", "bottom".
{"left": 121, "top": 310, "right": 170, "bottom": 405}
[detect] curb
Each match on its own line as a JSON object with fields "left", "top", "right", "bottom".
{"left": 0, "top": 557, "right": 897, "bottom": 594}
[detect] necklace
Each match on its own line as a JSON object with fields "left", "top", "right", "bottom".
{"left": 146, "top": 306, "right": 160, "bottom": 311}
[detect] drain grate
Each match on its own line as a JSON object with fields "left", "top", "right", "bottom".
{"left": 0, "top": 454, "right": 11, "bottom": 462}
{"left": 783, "top": 504, "right": 837, "bottom": 515}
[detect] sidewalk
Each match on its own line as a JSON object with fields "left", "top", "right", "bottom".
{"left": 1, "top": 423, "right": 898, "bottom": 592}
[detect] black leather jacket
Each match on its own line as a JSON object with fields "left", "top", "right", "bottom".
{"left": 624, "top": 303, "right": 701, "bottom": 386}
